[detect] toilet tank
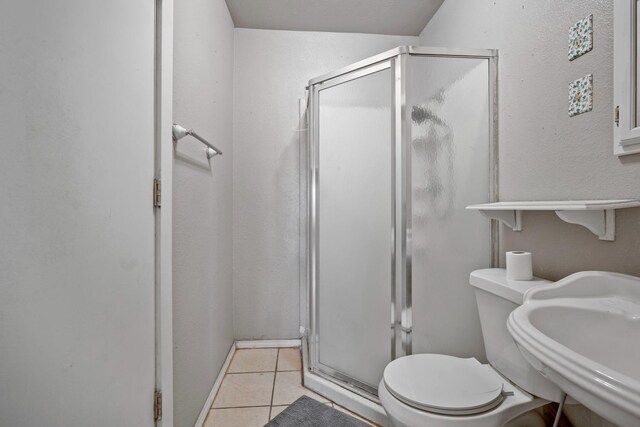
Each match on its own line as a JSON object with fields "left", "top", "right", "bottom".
{"left": 470, "top": 268, "right": 563, "bottom": 402}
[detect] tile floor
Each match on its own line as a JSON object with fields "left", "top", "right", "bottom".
{"left": 203, "top": 347, "right": 377, "bottom": 427}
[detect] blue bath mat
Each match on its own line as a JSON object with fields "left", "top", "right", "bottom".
{"left": 265, "top": 396, "right": 371, "bottom": 427}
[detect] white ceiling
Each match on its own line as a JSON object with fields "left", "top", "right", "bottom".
{"left": 224, "top": 0, "right": 444, "bottom": 36}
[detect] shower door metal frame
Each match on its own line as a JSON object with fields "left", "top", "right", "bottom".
{"left": 308, "top": 58, "right": 396, "bottom": 398}
{"left": 306, "top": 46, "right": 499, "bottom": 401}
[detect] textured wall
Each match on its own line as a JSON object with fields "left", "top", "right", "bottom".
{"left": 233, "top": 29, "right": 418, "bottom": 339}
{"left": 173, "top": 0, "right": 235, "bottom": 426}
{"left": 420, "top": 0, "right": 640, "bottom": 280}
{"left": 420, "top": 1, "right": 637, "bottom": 425}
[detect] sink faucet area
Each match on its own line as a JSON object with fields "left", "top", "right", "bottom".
{"left": 508, "top": 271, "right": 640, "bottom": 427}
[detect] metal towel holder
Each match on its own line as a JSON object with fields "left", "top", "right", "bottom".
{"left": 172, "top": 124, "right": 223, "bottom": 159}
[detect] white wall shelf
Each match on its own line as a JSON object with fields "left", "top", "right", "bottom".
{"left": 466, "top": 200, "right": 640, "bottom": 241}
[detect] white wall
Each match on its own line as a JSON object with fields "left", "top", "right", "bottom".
{"left": 420, "top": 1, "right": 637, "bottom": 425}
{"left": 233, "top": 29, "right": 418, "bottom": 339}
{"left": 421, "top": 0, "right": 640, "bottom": 280}
{"left": 173, "top": 0, "right": 235, "bottom": 426}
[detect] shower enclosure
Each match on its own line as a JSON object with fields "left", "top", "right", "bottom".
{"left": 304, "top": 46, "right": 498, "bottom": 400}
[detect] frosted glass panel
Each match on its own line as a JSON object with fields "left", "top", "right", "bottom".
{"left": 407, "top": 57, "right": 492, "bottom": 359}
{"left": 317, "top": 67, "right": 392, "bottom": 389}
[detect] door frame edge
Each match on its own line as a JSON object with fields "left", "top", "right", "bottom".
{"left": 155, "top": 0, "right": 174, "bottom": 425}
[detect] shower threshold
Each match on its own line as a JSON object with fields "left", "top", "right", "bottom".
{"left": 301, "top": 337, "right": 388, "bottom": 426}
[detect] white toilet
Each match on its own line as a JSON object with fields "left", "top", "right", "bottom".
{"left": 378, "top": 268, "right": 564, "bottom": 427}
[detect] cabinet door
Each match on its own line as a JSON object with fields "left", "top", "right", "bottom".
{"left": 614, "top": 0, "right": 640, "bottom": 155}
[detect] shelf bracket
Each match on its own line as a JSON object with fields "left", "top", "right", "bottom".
{"left": 479, "top": 210, "right": 522, "bottom": 231}
{"left": 554, "top": 209, "right": 615, "bottom": 241}
{"left": 467, "top": 200, "right": 639, "bottom": 242}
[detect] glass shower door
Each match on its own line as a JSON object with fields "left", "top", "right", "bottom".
{"left": 312, "top": 62, "right": 394, "bottom": 393}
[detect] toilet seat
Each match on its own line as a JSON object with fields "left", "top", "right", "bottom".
{"left": 382, "top": 354, "right": 505, "bottom": 415}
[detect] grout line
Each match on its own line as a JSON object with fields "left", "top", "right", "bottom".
{"left": 211, "top": 404, "right": 272, "bottom": 410}
{"left": 234, "top": 347, "right": 287, "bottom": 350}
{"left": 268, "top": 349, "right": 280, "bottom": 420}
{"left": 226, "top": 370, "right": 287, "bottom": 375}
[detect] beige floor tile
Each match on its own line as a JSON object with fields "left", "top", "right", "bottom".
{"left": 228, "top": 348, "right": 278, "bottom": 373}
{"left": 272, "top": 371, "right": 330, "bottom": 406}
{"left": 212, "top": 373, "right": 274, "bottom": 408}
{"left": 269, "top": 405, "right": 288, "bottom": 420}
{"left": 333, "top": 404, "right": 378, "bottom": 426}
{"left": 276, "top": 348, "right": 302, "bottom": 371}
{"left": 203, "top": 407, "right": 270, "bottom": 427}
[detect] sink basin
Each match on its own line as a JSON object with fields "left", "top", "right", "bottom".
{"left": 507, "top": 271, "right": 640, "bottom": 427}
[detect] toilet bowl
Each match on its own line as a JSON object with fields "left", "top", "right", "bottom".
{"left": 378, "top": 355, "right": 546, "bottom": 427}
{"left": 378, "top": 269, "right": 563, "bottom": 427}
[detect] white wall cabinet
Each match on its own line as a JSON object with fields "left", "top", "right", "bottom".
{"left": 614, "top": 0, "right": 640, "bottom": 155}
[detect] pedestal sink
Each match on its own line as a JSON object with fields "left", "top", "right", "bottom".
{"left": 507, "top": 271, "right": 640, "bottom": 427}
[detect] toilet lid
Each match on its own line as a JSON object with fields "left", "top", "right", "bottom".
{"left": 383, "top": 354, "right": 505, "bottom": 415}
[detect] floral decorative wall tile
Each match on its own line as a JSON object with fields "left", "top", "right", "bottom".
{"left": 568, "top": 74, "right": 593, "bottom": 117}
{"left": 568, "top": 14, "right": 593, "bottom": 60}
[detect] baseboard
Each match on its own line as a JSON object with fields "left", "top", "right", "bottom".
{"left": 193, "top": 342, "right": 236, "bottom": 427}
{"left": 235, "top": 339, "right": 301, "bottom": 349}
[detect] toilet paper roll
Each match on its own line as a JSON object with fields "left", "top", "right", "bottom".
{"left": 506, "top": 251, "right": 533, "bottom": 281}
